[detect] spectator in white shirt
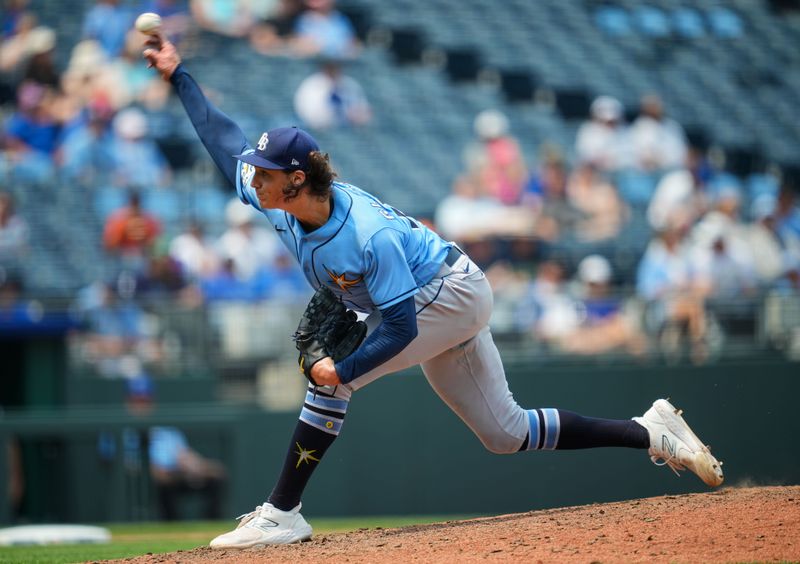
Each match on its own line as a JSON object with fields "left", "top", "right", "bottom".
{"left": 628, "top": 94, "right": 687, "bottom": 172}
{"left": 575, "top": 95, "right": 630, "bottom": 172}
{"left": 293, "top": 59, "right": 371, "bottom": 130}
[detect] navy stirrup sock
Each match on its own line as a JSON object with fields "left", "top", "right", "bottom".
{"left": 519, "top": 409, "right": 650, "bottom": 451}
{"left": 268, "top": 388, "right": 348, "bottom": 511}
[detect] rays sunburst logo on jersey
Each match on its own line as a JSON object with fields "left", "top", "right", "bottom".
{"left": 324, "top": 266, "right": 363, "bottom": 293}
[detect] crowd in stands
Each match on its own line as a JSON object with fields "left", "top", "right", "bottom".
{"left": 1, "top": 0, "right": 799, "bottom": 374}
{"left": 435, "top": 94, "right": 800, "bottom": 361}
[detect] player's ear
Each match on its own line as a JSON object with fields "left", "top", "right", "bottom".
{"left": 290, "top": 170, "right": 306, "bottom": 187}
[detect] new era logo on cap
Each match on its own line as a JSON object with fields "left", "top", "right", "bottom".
{"left": 234, "top": 126, "right": 319, "bottom": 171}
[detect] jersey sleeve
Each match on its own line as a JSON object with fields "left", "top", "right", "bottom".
{"left": 170, "top": 64, "right": 249, "bottom": 189}
{"left": 363, "top": 227, "right": 419, "bottom": 309}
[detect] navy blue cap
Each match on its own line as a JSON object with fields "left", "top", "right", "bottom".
{"left": 234, "top": 126, "right": 319, "bottom": 171}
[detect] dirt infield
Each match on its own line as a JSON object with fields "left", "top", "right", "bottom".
{"left": 116, "top": 485, "right": 800, "bottom": 563}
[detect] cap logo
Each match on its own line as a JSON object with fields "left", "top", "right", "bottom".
{"left": 291, "top": 158, "right": 300, "bottom": 166}
{"left": 257, "top": 132, "right": 269, "bottom": 151}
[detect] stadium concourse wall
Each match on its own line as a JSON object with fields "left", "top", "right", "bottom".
{"left": 0, "top": 358, "right": 798, "bottom": 523}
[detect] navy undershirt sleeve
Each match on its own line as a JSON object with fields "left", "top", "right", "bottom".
{"left": 170, "top": 64, "right": 248, "bottom": 188}
{"left": 334, "top": 296, "right": 418, "bottom": 384}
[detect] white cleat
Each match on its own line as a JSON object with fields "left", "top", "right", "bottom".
{"left": 209, "top": 502, "right": 312, "bottom": 549}
{"left": 633, "top": 398, "right": 724, "bottom": 487}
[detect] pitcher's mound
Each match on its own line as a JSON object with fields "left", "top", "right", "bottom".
{"left": 119, "top": 485, "right": 800, "bottom": 563}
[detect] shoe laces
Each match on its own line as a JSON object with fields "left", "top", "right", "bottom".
{"left": 235, "top": 503, "right": 270, "bottom": 529}
{"left": 651, "top": 452, "right": 685, "bottom": 478}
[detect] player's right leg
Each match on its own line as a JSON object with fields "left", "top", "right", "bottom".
{"left": 209, "top": 384, "right": 348, "bottom": 548}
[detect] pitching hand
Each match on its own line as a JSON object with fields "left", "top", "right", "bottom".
{"left": 143, "top": 33, "right": 181, "bottom": 81}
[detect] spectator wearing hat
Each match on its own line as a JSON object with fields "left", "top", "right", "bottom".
{"left": 99, "top": 374, "right": 227, "bottom": 520}
{"left": 464, "top": 109, "right": 528, "bottom": 206}
{"left": 545, "top": 255, "right": 646, "bottom": 356}
{"left": 108, "top": 107, "right": 171, "bottom": 187}
{"left": 293, "top": 59, "right": 371, "bottom": 130}
{"left": 575, "top": 95, "right": 631, "bottom": 172}
{"left": 126, "top": 375, "right": 227, "bottom": 521}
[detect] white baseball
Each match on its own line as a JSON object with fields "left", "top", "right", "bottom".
{"left": 135, "top": 12, "right": 162, "bottom": 35}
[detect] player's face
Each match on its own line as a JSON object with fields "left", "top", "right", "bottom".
{"left": 250, "top": 167, "right": 292, "bottom": 209}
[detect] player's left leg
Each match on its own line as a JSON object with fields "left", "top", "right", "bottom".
{"left": 420, "top": 270, "right": 723, "bottom": 486}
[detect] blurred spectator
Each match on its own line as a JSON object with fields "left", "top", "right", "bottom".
{"left": 58, "top": 94, "right": 117, "bottom": 183}
{"left": 746, "top": 194, "right": 800, "bottom": 289}
{"left": 463, "top": 109, "right": 527, "bottom": 205}
{"left": 775, "top": 181, "right": 800, "bottom": 242}
{"left": 115, "top": 371, "right": 227, "bottom": 521}
{"left": 434, "top": 174, "right": 537, "bottom": 267}
{"left": 82, "top": 0, "right": 135, "bottom": 58}
{"left": 190, "top": 0, "right": 255, "bottom": 37}
{"left": 169, "top": 221, "right": 220, "bottom": 281}
{"left": 293, "top": 59, "right": 371, "bottom": 130}
{"left": 290, "top": 0, "right": 359, "bottom": 59}
{"left": 552, "top": 255, "right": 646, "bottom": 356}
{"left": 109, "top": 107, "right": 171, "bottom": 187}
{"left": 250, "top": 249, "right": 309, "bottom": 301}
{"left": 0, "top": 191, "right": 29, "bottom": 261}
{"left": 628, "top": 94, "right": 687, "bottom": 172}
{"left": 575, "top": 95, "right": 630, "bottom": 172}
{"left": 61, "top": 40, "right": 120, "bottom": 110}
{"left": 0, "top": 273, "right": 28, "bottom": 326}
{"left": 636, "top": 222, "right": 709, "bottom": 363}
{"left": 523, "top": 149, "right": 581, "bottom": 242}
{"left": 2, "top": 81, "right": 60, "bottom": 183}
{"left": 517, "top": 260, "right": 576, "bottom": 342}
{"left": 76, "top": 281, "right": 161, "bottom": 376}
{"left": 689, "top": 185, "right": 758, "bottom": 299}
{"left": 0, "top": 12, "right": 39, "bottom": 75}
{"left": 134, "top": 251, "right": 200, "bottom": 307}
{"left": 103, "top": 190, "right": 162, "bottom": 265}
{"left": 20, "top": 26, "right": 58, "bottom": 89}
{"left": 216, "top": 199, "right": 281, "bottom": 281}
{"left": 647, "top": 146, "right": 714, "bottom": 231}
{"left": 566, "top": 162, "right": 628, "bottom": 242}
{"left": 199, "top": 257, "right": 256, "bottom": 302}
{"left": 150, "top": 424, "right": 226, "bottom": 520}
{"left": 106, "top": 30, "right": 172, "bottom": 110}
{"left": 1, "top": 0, "right": 30, "bottom": 38}
{"left": 250, "top": 0, "right": 304, "bottom": 55}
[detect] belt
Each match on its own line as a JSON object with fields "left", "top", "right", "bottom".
{"left": 444, "top": 245, "right": 464, "bottom": 267}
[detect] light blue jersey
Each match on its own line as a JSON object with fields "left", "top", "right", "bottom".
{"left": 236, "top": 158, "right": 451, "bottom": 313}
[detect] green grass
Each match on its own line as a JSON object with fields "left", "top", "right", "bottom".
{"left": 0, "top": 515, "right": 474, "bottom": 564}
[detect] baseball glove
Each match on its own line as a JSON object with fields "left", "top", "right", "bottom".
{"left": 293, "top": 285, "right": 367, "bottom": 385}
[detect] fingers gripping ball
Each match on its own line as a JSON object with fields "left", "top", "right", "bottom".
{"left": 135, "top": 12, "right": 162, "bottom": 35}
{"left": 293, "top": 285, "right": 367, "bottom": 385}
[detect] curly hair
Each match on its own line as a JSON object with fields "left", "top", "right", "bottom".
{"left": 282, "top": 151, "right": 337, "bottom": 201}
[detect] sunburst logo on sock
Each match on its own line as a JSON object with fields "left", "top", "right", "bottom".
{"left": 295, "top": 442, "right": 320, "bottom": 469}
